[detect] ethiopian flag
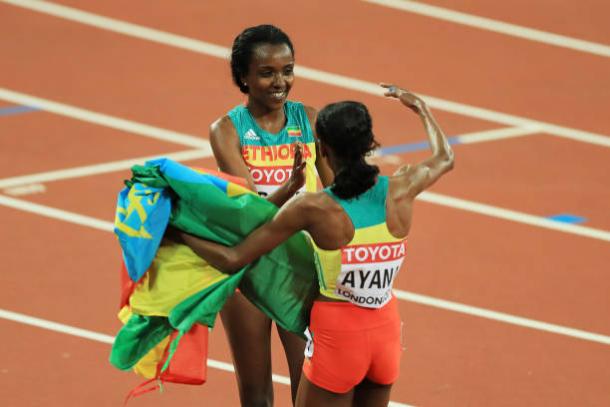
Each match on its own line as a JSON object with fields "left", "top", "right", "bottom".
{"left": 110, "top": 158, "right": 318, "bottom": 395}
{"left": 287, "top": 125, "right": 302, "bottom": 137}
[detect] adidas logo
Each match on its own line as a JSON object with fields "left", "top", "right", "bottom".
{"left": 244, "top": 129, "right": 260, "bottom": 141}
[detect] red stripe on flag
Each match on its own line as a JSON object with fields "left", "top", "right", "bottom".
{"left": 160, "top": 325, "right": 208, "bottom": 385}
{"left": 119, "top": 261, "right": 136, "bottom": 309}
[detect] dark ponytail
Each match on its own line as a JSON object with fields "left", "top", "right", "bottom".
{"left": 316, "top": 101, "right": 380, "bottom": 200}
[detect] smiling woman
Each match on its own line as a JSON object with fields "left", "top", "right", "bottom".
{"left": 175, "top": 85, "right": 454, "bottom": 407}
{"left": 206, "top": 24, "right": 334, "bottom": 406}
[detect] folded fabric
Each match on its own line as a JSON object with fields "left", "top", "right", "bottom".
{"left": 110, "top": 159, "right": 318, "bottom": 391}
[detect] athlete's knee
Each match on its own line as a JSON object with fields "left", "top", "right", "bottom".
{"left": 239, "top": 395, "right": 273, "bottom": 407}
{"left": 239, "top": 385, "right": 273, "bottom": 407}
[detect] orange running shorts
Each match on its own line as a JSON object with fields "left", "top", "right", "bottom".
{"left": 302, "top": 296, "right": 402, "bottom": 393}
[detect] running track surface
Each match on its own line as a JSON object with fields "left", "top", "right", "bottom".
{"left": 1, "top": 1, "right": 609, "bottom": 406}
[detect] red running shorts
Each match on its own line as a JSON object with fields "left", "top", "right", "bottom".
{"left": 302, "top": 296, "right": 402, "bottom": 393}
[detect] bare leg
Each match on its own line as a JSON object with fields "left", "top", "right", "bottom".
{"left": 295, "top": 374, "right": 354, "bottom": 407}
{"left": 352, "top": 379, "right": 393, "bottom": 407}
{"left": 220, "top": 292, "right": 273, "bottom": 407}
{"left": 277, "top": 326, "right": 306, "bottom": 404}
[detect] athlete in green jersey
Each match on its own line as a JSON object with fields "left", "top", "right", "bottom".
{"left": 208, "top": 25, "right": 333, "bottom": 406}
{"left": 176, "top": 84, "right": 454, "bottom": 406}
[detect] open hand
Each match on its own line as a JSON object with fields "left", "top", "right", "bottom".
{"left": 288, "top": 142, "right": 306, "bottom": 192}
{"left": 380, "top": 83, "right": 426, "bottom": 114}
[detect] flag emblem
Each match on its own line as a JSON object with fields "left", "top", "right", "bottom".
{"left": 287, "top": 126, "right": 302, "bottom": 137}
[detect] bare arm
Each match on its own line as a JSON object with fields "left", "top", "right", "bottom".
{"left": 173, "top": 194, "right": 312, "bottom": 273}
{"left": 209, "top": 116, "right": 306, "bottom": 207}
{"left": 305, "top": 106, "right": 334, "bottom": 187}
{"left": 209, "top": 116, "right": 258, "bottom": 190}
{"left": 382, "top": 84, "right": 455, "bottom": 197}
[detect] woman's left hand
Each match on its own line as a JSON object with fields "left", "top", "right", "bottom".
{"left": 287, "top": 142, "right": 306, "bottom": 193}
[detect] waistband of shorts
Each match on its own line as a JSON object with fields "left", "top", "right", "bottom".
{"left": 310, "top": 296, "right": 399, "bottom": 331}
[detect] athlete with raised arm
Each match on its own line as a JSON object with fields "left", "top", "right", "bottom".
{"left": 182, "top": 84, "right": 454, "bottom": 406}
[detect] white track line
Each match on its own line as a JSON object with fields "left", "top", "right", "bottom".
{"left": 0, "top": 310, "right": 287, "bottom": 397}
{"left": 0, "top": 88, "right": 211, "bottom": 150}
{"left": 0, "top": 308, "right": 116, "bottom": 344}
{"left": 3, "top": 86, "right": 601, "bottom": 244}
{"left": 395, "top": 291, "right": 610, "bottom": 345}
{"left": 0, "top": 126, "right": 532, "bottom": 189}
{"left": 0, "top": 0, "right": 229, "bottom": 56}
{"left": 0, "top": 149, "right": 211, "bottom": 189}
{"left": 419, "top": 191, "right": 610, "bottom": 242}
{"left": 1, "top": 150, "right": 609, "bottom": 243}
{"left": 0, "top": 307, "right": 242, "bottom": 375}
{"left": 292, "top": 66, "right": 610, "bottom": 147}
{"left": 362, "top": 0, "right": 610, "bottom": 58}
{"left": 3, "top": 0, "right": 609, "bottom": 147}
{"left": 416, "top": 94, "right": 610, "bottom": 147}
{"left": 455, "top": 125, "right": 540, "bottom": 144}
{"left": 0, "top": 89, "right": 607, "bottom": 242}
{"left": 1, "top": 196, "right": 609, "bottom": 346}
{"left": 0, "top": 194, "right": 114, "bottom": 232}
{"left": 3, "top": 183, "right": 46, "bottom": 196}
{"left": 0, "top": 309, "right": 413, "bottom": 406}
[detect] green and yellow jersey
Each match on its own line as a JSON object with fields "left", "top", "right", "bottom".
{"left": 313, "top": 176, "right": 407, "bottom": 308}
{"left": 228, "top": 101, "right": 318, "bottom": 197}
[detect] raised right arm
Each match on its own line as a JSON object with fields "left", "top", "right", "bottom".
{"left": 383, "top": 84, "right": 455, "bottom": 198}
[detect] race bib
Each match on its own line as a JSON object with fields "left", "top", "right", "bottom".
{"left": 248, "top": 164, "right": 306, "bottom": 197}
{"left": 334, "top": 241, "right": 406, "bottom": 308}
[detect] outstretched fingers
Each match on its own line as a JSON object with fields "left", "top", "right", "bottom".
{"left": 380, "top": 82, "right": 401, "bottom": 98}
{"left": 289, "top": 142, "right": 307, "bottom": 191}
{"left": 380, "top": 83, "right": 424, "bottom": 114}
{"left": 293, "top": 142, "right": 303, "bottom": 169}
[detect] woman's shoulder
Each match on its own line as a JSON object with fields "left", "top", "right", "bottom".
{"left": 303, "top": 104, "right": 317, "bottom": 122}
{"left": 286, "top": 100, "right": 317, "bottom": 116}
{"left": 209, "top": 114, "right": 238, "bottom": 140}
{"left": 288, "top": 190, "right": 340, "bottom": 215}
{"left": 290, "top": 190, "right": 353, "bottom": 248}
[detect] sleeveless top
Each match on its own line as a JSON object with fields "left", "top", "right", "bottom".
{"left": 313, "top": 176, "right": 407, "bottom": 308}
{"left": 227, "top": 101, "right": 318, "bottom": 197}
